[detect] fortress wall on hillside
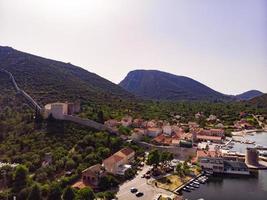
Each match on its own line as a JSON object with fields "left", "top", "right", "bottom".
{"left": 63, "top": 115, "right": 114, "bottom": 133}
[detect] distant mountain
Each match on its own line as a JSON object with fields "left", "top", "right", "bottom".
{"left": 119, "top": 70, "right": 230, "bottom": 101}
{"left": 0, "top": 46, "right": 134, "bottom": 106}
{"left": 249, "top": 93, "right": 267, "bottom": 108}
{"left": 235, "top": 90, "right": 263, "bottom": 101}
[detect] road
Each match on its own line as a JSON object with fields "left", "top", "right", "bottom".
{"left": 116, "top": 165, "right": 174, "bottom": 200}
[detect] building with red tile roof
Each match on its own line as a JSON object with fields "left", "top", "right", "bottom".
{"left": 103, "top": 148, "right": 135, "bottom": 175}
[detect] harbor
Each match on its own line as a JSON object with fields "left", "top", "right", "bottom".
{"left": 175, "top": 174, "right": 210, "bottom": 194}
{"left": 183, "top": 131, "right": 267, "bottom": 200}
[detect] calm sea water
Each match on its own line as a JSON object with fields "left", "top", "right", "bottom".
{"left": 183, "top": 132, "right": 267, "bottom": 200}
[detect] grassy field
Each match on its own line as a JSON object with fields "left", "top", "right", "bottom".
{"left": 154, "top": 175, "right": 192, "bottom": 191}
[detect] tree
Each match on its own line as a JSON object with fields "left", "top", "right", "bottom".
{"left": 98, "top": 175, "right": 119, "bottom": 191}
{"left": 160, "top": 152, "right": 173, "bottom": 163}
{"left": 124, "top": 168, "right": 136, "bottom": 180}
{"left": 183, "top": 161, "right": 191, "bottom": 175}
{"left": 147, "top": 150, "right": 160, "bottom": 166}
{"left": 27, "top": 184, "right": 41, "bottom": 200}
{"left": 48, "top": 183, "right": 62, "bottom": 200}
{"left": 76, "top": 187, "right": 95, "bottom": 200}
{"left": 13, "top": 165, "right": 28, "bottom": 192}
{"left": 97, "top": 110, "right": 104, "bottom": 124}
{"left": 63, "top": 186, "right": 76, "bottom": 200}
{"left": 176, "top": 163, "right": 184, "bottom": 177}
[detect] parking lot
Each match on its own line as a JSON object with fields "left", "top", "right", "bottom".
{"left": 116, "top": 164, "right": 174, "bottom": 200}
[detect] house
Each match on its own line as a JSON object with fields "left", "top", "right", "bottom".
{"left": 188, "top": 122, "right": 199, "bottom": 129}
{"left": 234, "top": 120, "right": 254, "bottom": 130}
{"left": 195, "top": 112, "right": 204, "bottom": 119}
{"left": 82, "top": 164, "right": 105, "bottom": 188}
{"left": 196, "top": 135, "right": 223, "bottom": 143}
{"left": 103, "top": 148, "right": 135, "bottom": 175}
{"left": 215, "top": 123, "right": 224, "bottom": 129}
{"left": 147, "top": 128, "right": 162, "bottom": 137}
{"left": 198, "top": 128, "right": 225, "bottom": 137}
{"left": 153, "top": 134, "right": 172, "bottom": 145}
{"left": 162, "top": 125, "right": 172, "bottom": 136}
{"left": 207, "top": 114, "right": 217, "bottom": 122}
{"left": 147, "top": 120, "right": 157, "bottom": 128}
{"left": 132, "top": 118, "right": 144, "bottom": 128}
{"left": 131, "top": 128, "right": 146, "bottom": 141}
{"left": 121, "top": 116, "right": 133, "bottom": 127}
{"left": 105, "top": 119, "right": 121, "bottom": 128}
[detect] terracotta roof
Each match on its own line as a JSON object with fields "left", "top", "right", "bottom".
{"left": 197, "top": 150, "right": 217, "bottom": 158}
{"left": 104, "top": 154, "right": 124, "bottom": 164}
{"left": 103, "top": 147, "right": 135, "bottom": 165}
{"left": 119, "top": 148, "right": 134, "bottom": 157}
{"left": 82, "top": 164, "right": 102, "bottom": 173}
{"left": 153, "top": 134, "right": 175, "bottom": 145}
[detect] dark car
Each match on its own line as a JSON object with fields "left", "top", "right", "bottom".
{"left": 136, "top": 192, "right": 144, "bottom": 197}
{"left": 130, "top": 187, "right": 138, "bottom": 193}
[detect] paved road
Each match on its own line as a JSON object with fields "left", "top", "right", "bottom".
{"left": 116, "top": 165, "right": 174, "bottom": 200}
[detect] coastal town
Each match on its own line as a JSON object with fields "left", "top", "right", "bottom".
{"left": 23, "top": 101, "right": 267, "bottom": 200}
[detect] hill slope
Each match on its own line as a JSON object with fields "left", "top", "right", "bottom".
{"left": 236, "top": 90, "right": 263, "bottom": 101}
{"left": 0, "top": 46, "right": 133, "bottom": 106}
{"left": 119, "top": 70, "right": 230, "bottom": 101}
{"left": 249, "top": 93, "right": 267, "bottom": 109}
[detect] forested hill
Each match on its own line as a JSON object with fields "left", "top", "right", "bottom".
{"left": 0, "top": 46, "right": 134, "bottom": 106}
{"left": 119, "top": 70, "right": 231, "bottom": 101}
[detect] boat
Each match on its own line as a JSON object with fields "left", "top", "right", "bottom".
{"left": 182, "top": 188, "right": 191, "bottom": 192}
{"left": 187, "top": 186, "right": 195, "bottom": 190}
{"left": 192, "top": 183, "right": 200, "bottom": 188}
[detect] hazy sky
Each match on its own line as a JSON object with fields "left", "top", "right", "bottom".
{"left": 0, "top": 0, "right": 266, "bottom": 94}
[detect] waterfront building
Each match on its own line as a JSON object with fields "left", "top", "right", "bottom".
{"left": 199, "top": 157, "right": 250, "bottom": 175}
{"left": 199, "top": 157, "right": 224, "bottom": 173}
{"left": 224, "top": 160, "right": 250, "bottom": 175}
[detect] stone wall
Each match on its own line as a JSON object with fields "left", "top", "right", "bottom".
{"left": 63, "top": 115, "right": 114, "bottom": 133}
{"left": 137, "top": 141, "right": 196, "bottom": 160}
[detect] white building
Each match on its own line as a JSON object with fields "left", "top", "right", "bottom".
{"left": 163, "top": 125, "right": 173, "bottom": 136}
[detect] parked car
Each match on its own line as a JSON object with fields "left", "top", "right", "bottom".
{"left": 136, "top": 192, "right": 144, "bottom": 197}
{"left": 130, "top": 187, "right": 138, "bottom": 193}
{"left": 145, "top": 174, "right": 151, "bottom": 179}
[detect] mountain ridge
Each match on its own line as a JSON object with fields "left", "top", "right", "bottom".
{"left": 235, "top": 90, "right": 263, "bottom": 101}
{"left": 119, "top": 69, "right": 231, "bottom": 101}
{"left": 0, "top": 46, "right": 134, "bottom": 106}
